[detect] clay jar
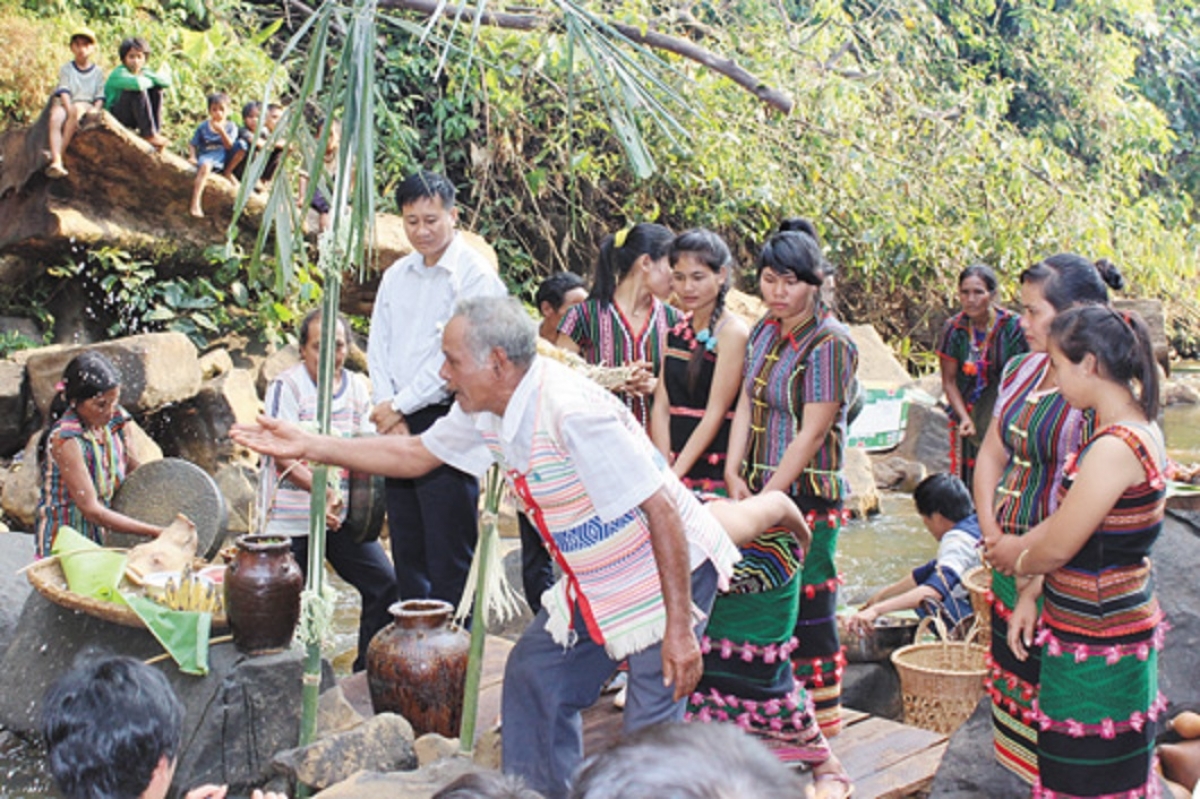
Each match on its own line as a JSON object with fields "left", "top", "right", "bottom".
{"left": 366, "top": 599, "right": 470, "bottom": 737}
{"left": 224, "top": 534, "right": 304, "bottom": 654}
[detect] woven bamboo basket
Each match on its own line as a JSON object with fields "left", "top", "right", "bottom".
{"left": 962, "top": 565, "right": 992, "bottom": 641}
{"left": 890, "top": 616, "right": 988, "bottom": 734}
{"left": 26, "top": 556, "right": 228, "bottom": 629}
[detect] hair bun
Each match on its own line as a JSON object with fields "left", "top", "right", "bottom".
{"left": 1094, "top": 258, "right": 1125, "bottom": 291}
{"left": 778, "top": 217, "right": 819, "bottom": 242}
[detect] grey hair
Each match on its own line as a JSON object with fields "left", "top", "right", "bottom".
{"left": 454, "top": 296, "right": 538, "bottom": 368}
{"left": 568, "top": 723, "right": 805, "bottom": 799}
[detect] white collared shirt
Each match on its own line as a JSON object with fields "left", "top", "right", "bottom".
{"left": 367, "top": 233, "right": 507, "bottom": 414}
{"left": 422, "top": 359, "right": 665, "bottom": 522}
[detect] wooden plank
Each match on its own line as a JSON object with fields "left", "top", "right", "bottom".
{"left": 851, "top": 741, "right": 947, "bottom": 799}
{"left": 833, "top": 715, "right": 945, "bottom": 778}
{"left": 839, "top": 707, "right": 870, "bottom": 727}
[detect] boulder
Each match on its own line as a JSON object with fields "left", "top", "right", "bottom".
{"left": 872, "top": 455, "right": 927, "bottom": 492}
{"left": 144, "top": 367, "right": 261, "bottom": 474}
{"left": 273, "top": 712, "right": 418, "bottom": 791}
{"left": 215, "top": 462, "right": 260, "bottom": 535}
{"left": 841, "top": 662, "right": 902, "bottom": 721}
{"left": 310, "top": 758, "right": 479, "bottom": 799}
{"left": 0, "top": 531, "right": 34, "bottom": 660}
{"left": 1156, "top": 512, "right": 1200, "bottom": 714}
{"left": 0, "top": 315, "right": 42, "bottom": 344}
{"left": 25, "top": 332, "right": 203, "bottom": 419}
{"left": 127, "top": 417, "right": 165, "bottom": 465}
{"left": 1164, "top": 380, "right": 1200, "bottom": 407}
{"left": 893, "top": 400, "right": 951, "bottom": 476}
{"left": 1, "top": 432, "right": 38, "bottom": 530}
{"left": 199, "top": 347, "right": 235, "bottom": 380}
{"left": 0, "top": 591, "right": 309, "bottom": 794}
{"left": 472, "top": 727, "right": 503, "bottom": 770}
{"left": 317, "top": 684, "right": 367, "bottom": 737}
{"left": 1113, "top": 298, "right": 1169, "bottom": 376}
{"left": 844, "top": 445, "right": 881, "bottom": 518}
{"left": 0, "top": 359, "right": 31, "bottom": 456}
{"left": 848, "top": 324, "right": 912, "bottom": 387}
{"left": 414, "top": 733, "right": 460, "bottom": 767}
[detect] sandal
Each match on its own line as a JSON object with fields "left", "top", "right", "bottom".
{"left": 807, "top": 771, "right": 854, "bottom": 799}
{"left": 46, "top": 163, "right": 68, "bottom": 179}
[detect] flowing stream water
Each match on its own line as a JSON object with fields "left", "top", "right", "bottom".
{"left": 5, "top": 369, "right": 1200, "bottom": 797}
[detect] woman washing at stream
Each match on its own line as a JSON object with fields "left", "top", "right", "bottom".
{"left": 556, "top": 222, "right": 679, "bottom": 430}
{"left": 986, "top": 305, "right": 1166, "bottom": 797}
{"left": 34, "top": 350, "right": 161, "bottom": 557}
{"left": 937, "top": 263, "right": 1027, "bottom": 486}
{"left": 973, "top": 254, "right": 1123, "bottom": 785}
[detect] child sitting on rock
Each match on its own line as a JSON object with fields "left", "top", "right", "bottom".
{"left": 847, "top": 472, "right": 982, "bottom": 634}
{"left": 188, "top": 92, "right": 239, "bottom": 218}
{"left": 104, "top": 36, "right": 171, "bottom": 150}
{"left": 46, "top": 27, "right": 106, "bottom": 179}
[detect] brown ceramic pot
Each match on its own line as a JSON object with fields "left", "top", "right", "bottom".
{"left": 366, "top": 599, "right": 470, "bottom": 737}
{"left": 224, "top": 534, "right": 303, "bottom": 654}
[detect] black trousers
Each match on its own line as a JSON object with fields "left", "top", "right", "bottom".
{"left": 384, "top": 403, "right": 479, "bottom": 607}
{"left": 109, "top": 86, "right": 163, "bottom": 138}
{"left": 517, "top": 512, "right": 555, "bottom": 614}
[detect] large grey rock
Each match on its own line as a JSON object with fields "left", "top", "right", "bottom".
{"left": 871, "top": 454, "right": 927, "bottom": 492}
{"left": 25, "top": 332, "right": 203, "bottom": 418}
{"left": 1, "top": 432, "right": 38, "bottom": 530}
{"left": 1113, "top": 298, "right": 1168, "bottom": 375}
{"left": 0, "top": 532, "right": 34, "bottom": 660}
{"left": 317, "top": 684, "right": 366, "bottom": 737}
{"left": 0, "top": 590, "right": 311, "bottom": 794}
{"left": 893, "top": 400, "right": 952, "bottom": 476}
{"left": 844, "top": 445, "right": 880, "bottom": 517}
{"left": 841, "top": 662, "right": 902, "bottom": 721}
{"left": 0, "top": 359, "right": 31, "bottom": 456}
{"left": 1156, "top": 513, "right": 1200, "bottom": 713}
{"left": 849, "top": 323, "right": 912, "bottom": 387}
{"left": 144, "top": 368, "right": 261, "bottom": 475}
{"left": 110, "top": 457, "right": 228, "bottom": 558}
{"left": 257, "top": 344, "right": 300, "bottom": 397}
{"left": 311, "top": 758, "right": 479, "bottom": 799}
{"left": 214, "top": 462, "right": 260, "bottom": 535}
{"left": 273, "top": 712, "right": 418, "bottom": 791}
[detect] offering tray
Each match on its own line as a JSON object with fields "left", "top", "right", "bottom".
{"left": 26, "top": 556, "right": 229, "bottom": 630}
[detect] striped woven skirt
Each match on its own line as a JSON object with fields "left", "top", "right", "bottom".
{"left": 1033, "top": 563, "right": 1166, "bottom": 798}
{"left": 686, "top": 532, "right": 832, "bottom": 765}
{"left": 791, "top": 500, "right": 846, "bottom": 737}
{"left": 987, "top": 570, "right": 1042, "bottom": 784}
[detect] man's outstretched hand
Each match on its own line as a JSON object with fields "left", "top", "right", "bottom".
{"left": 231, "top": 415, "right": 310, "bottom": 461}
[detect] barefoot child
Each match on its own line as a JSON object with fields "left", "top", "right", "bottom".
{"left": 46, "top": 28, "right": 106, "bottom": 179}
{"left": 847, "top": 472, "right": 982, "bottom": 634}
{"left": 187, "top": 92, "right": 238, "bottom": 218}
{"left": 104, "top": 37, "right": 170, "bottom": 150}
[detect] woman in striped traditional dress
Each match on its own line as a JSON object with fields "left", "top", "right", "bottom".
{"left": 650, "top": 229, "right": 748, "bottom": 494}
{"left": 987, "top": 305, "right": 1165, "bottom": 798}
{"left": 973, "top": 254, "right": 1124, "bottom": 784}
{"left": 35, "top": 351, "right": 161, "bottom": 556}
{"left": 938, "top": 263, "right": 1028, "bottom": 486}
{"left": 557, "top": 223, "right": 679, "bottom": 430}
{"left": 724, "top": 219, "right": 858, "bottom": 740}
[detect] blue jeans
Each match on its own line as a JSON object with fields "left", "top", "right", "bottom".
{"left": 501, "top": 561, "right": 718, "bottom": 799}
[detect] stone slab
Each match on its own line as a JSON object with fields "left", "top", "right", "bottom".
{"left": 110, "top": 457, "right": 228, "bottom": 558}
{"left": 0, "top": 531, "right": 34, "bottom": 660}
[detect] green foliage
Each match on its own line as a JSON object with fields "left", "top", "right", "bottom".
{"left": 0, "top": 329, "right": 39, "bottom": 358}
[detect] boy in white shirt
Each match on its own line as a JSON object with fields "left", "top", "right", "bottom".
{"left": 46, "top": 27, "right": 106, "bottom": 179}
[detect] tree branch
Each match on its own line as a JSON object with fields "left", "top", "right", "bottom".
{"left": 377, "top": 0, "right": 794, "bottom": 113}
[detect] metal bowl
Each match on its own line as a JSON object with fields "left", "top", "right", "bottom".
{"left": 840, "top": 614, "right": 919, "bottom": 663}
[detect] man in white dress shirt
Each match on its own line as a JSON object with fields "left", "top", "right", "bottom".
{"left": 367, "top": 170, "right": 507, "bottom": 607}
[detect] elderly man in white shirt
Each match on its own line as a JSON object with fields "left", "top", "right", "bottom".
{"left": 234, "top": 297, "right": 828, "bottom": 799}
{"left": 367, "top": 170, "right": 506, "bottom": 608}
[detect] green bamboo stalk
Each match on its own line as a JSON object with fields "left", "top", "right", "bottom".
{"left": 458, "top": 465, "right": 502, "bottom": 753}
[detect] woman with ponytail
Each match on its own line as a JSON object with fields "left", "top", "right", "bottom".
{"left": 973, "top": 253, "right": 1124, "bottom": 785}
{"left": 650, "top": 229, "right": 748, "bottom": 493}
{"left": 34, "top": 350, "right": 160, "bottom": 556}
{"left": 986, "top": 305, "right": 1165, "bottom": 797}
{"left": 723, "top": 219, "right": 858, "bottom": 740}
{"left": 556, "top": 222, "right": 679, "bottom": 429}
